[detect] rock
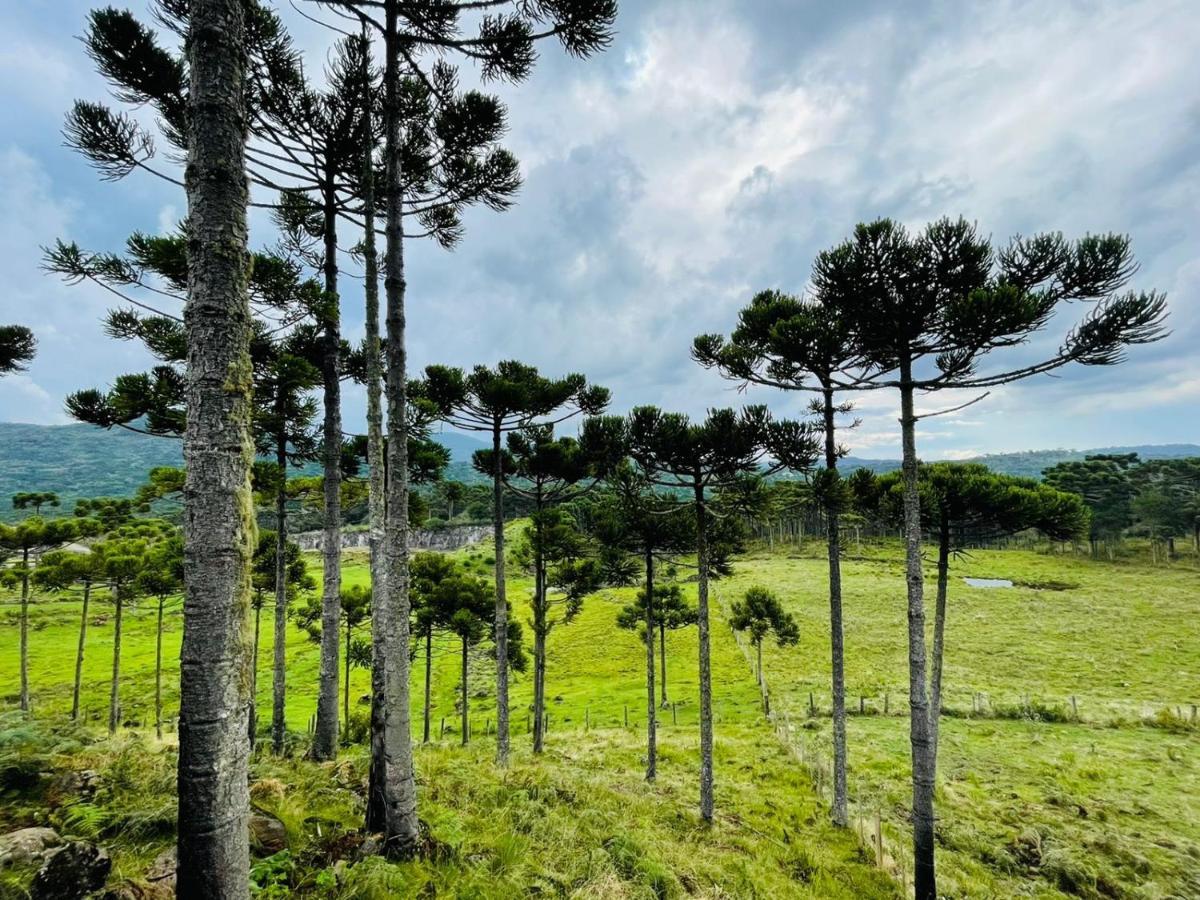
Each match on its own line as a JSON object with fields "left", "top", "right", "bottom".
{"left": 146, "top": 846, "right": 177, "bottom": 889}
{"left": 249, "top": 814, "right": 288, "bottom": 855}
{"left": 98, "top": 881, "right": 174, "bottom": 900}
{"left": 30, "top": 840, "right": 111, "bottom": 900}
{"left": 0, "top": 827, "right": 62, "bottom": 868}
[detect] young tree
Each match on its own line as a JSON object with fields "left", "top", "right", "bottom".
{"left": 297, "top": 585, "right": 371, "bottom": 744}
{"left": 247, "top": 532, "right": 314, "bottom": 749}
{"left": 813, "top": 217, "right": 1167, "bottom": 900}
{"left": 409, "top": 552, "right": 458, "bottom": 744}
{"left": 31, "top": 549, "right": 103, "bottom": 722}
{"left": 137, "top": 533, "right": 184, "bottom": 740}
{"left": 695, "top": 290, "right": 862, "bottom": 825}
{"left": 616, "top": 583, "right": 697, "bottom": 710}
{"left": 0, "top": 325, "right": 35, "bottom": 375}
{"left": 440, "top": 575, "right": 495, "bottom": 746}
{"left": 866, "top": 463, "right": 1088, "bottom": 755}
{"left": 423, "top": 362, "right": 609, "bottom": 766}
{"left": 0, "top": 499, "right": 92, "bottom": 712}
{"left": 586, "top": 465, "right": 694, "bottom": 779}
{"left": 626, "top": 405, "right": 817, "bottom": 820}
{"left": 729, "top": 586, "right": 799, "bottom": 703}
{"left": 480, "top": 419, "right": 622, "bottom": 753}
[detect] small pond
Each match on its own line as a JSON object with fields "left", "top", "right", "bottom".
{"left": 962, "top": 577, "right": 1013, "bottom": 589}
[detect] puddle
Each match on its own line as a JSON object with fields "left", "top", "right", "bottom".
{"left": 963, "top": 577, "right": 1013, "bottom": 589}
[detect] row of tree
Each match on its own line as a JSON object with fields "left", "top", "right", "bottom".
{"left": 51, "top": 3, "right": 1170, "bottom": 899}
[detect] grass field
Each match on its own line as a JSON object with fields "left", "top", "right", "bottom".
{"left": 1, "top": 526, "right": 1198, "bottom": 897}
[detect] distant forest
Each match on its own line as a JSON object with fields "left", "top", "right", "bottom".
{"left": 2, "top": 421, "right": 1196, "bottom": 520}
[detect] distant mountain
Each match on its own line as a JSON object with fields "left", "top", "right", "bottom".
{"left": 840, "top": 444, "right": 1200, "bottom": 479}
{"left": 0, "top": 422, "right": 489, "bottom": 519}
{"left": 428, "top": 429, "right": 489, "bottom": 463}
{"left": 1, "top": 421, "right": 1195, "bottom": 517}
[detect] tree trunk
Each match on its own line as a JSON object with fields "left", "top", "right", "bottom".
{"left": 109, "top": 593, "right": 123, "bottom": 734}
{"left": 312, "top": 180, "right": 343, "bottom": 762}
{"left": 72, "top": 582, "right": 91, "bottom": 721}
{"left": 532, "top": 499, "right": 546, "bottom": 754}
{"left": 178, "top": 2, "right": 254, "bottom": 895}
{"left": 659, "top": 622, "right": 668, "bottom": 707}
{"left": 248, "top": 599, "right": 260, "bottom": 747}
{"left": 366, "top": 2, "right": 419, "bottom": 855}
{"left": 823, "top": 388, "right": 849, "bottom": 827}
{"left": 423, "top": 628, "right": 432, "bottom": 743}
{"left": 461, "top": 637, "right": 470, "bottom": 746}
{"left": 360, "top": 17, "right": 390, "bottom": 771}
{"left": 157, "top": 596, "right": 166, "bottom": 740}
{"left": 19, "top": 549, "right": 29, "bottom": 712}
{"left": 930, "top": 517, "right": 950, "bottom": 768}
{"left": 271, "top": 418, "right": 288, "bottom": 754}
{"left": 491, "top": 420, "right": 510, "bottom": 765}
{"left": 344, "top": 619, "right": 353, "bottom": 743}
{"left": 645, "top": 550, "right": 657, "bottom": 782}
{"left": 694, "top": 480, "right": 714, "bottom": 823}
{"left": 899, "top": 369, "right": 937, "bottom": 900}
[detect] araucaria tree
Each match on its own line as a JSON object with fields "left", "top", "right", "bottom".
{"left": 589, "top": 464, "right": 695, "bottom": 780}
{"left": 178, "top": 0, "right": 255, "bottom": 893}
{"left": 423, "top": 361, "right": 609, "bottom": 766}
{"left": 626, "top": 405, "right": 818, "bottom": 821}
{"left": 812, "top": 217, "right": 1167, "bottom": 900}
{"left": 290, "top": 0, "right": 616, "bottom": 852}
{"left": 0, "top": 325, "right": 36, "bottom": 375}
{"left": 1, "top": 500, "right": 93, "bottom": 713}
{"left": 695, "top": 290, "right": 862, "bottom": 826}
{"left": 729, "top": 586, "right": 799, "bottom": 709}
{"left": 481, "top": 419, "right": 623, "bottom": 753}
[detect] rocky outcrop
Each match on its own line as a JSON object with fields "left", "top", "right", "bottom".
{"left": 293, "top": 524, "right": 490, "bottom": 553}
{"left": 30, "top": 840, "right": 111, "bottom": 899}
{"left": 0, "top": 827, "right": 61, "bottom": 868}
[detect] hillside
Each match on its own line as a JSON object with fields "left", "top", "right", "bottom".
{"left": 0, "top": 423, "right": 489, "bottom": 518}
{"left": 3, "top": 529, "right": 1197, "bottom": 896}
{"left": 1, "top": 422, "right": 1195, "bottom": 516}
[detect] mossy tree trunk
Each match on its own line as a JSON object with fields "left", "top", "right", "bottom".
{"left": 271, "top": 417, "right": 289, "bottom": 755}
{"left": 72, "top": 581, "right": 91, "bottom": 721}
{"left": 109, "top": 592, "right": 123, "bottom": 734}
{"left": 177, "top": 1, "right": 255, "bottom": 892}
{"left": 312, "top": 179, "right": 343, "bottom": 762}
{"left": 366, "top": 2, "right": 418, "bottom": 854}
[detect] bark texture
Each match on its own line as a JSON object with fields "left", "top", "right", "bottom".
{"left": 644, "top": 551, "right": 657, "bottom": 782}
{"left": 72, "top": 583, "right": 91, "bottom": 721}
{"left": 694, "top": 483, "right": 714, "bottom": 822}
{"left": 109, "top": 595, "right": 123, "bottom": 734}
{"left": 899, "top": 373, "right": 937, "bottom": 900}
{"left": 311, "top": 185, "right": 343, "bottom": 761}
{"left": 366, "top": 3, "right": 419, "bottom": 853}
{"left": 271, "top": 423, "right": 288, "bottom": 754}
{"left": 156, "top": 597, "right": 166, "bottom": 740}
{"left": 460, "top": 639, "right": 470, "bottom": 746}
{"left": 930, "top": 519, "right": 951, "bottom": 767}
{"left": 178, "top": 1, "right": 255, "bottom": 895}
{"left": 823, "top": 390, "right": 849, "bottom": 827}
{"left": 19, "top": 553, "right": 29, "bottom": 712}
{"left": 491, "top": 422, "right": 511, "bottom": 765}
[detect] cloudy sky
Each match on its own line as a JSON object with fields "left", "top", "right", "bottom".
{"left": 1, "top": 0, "right": 1196, "bottom": 459}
